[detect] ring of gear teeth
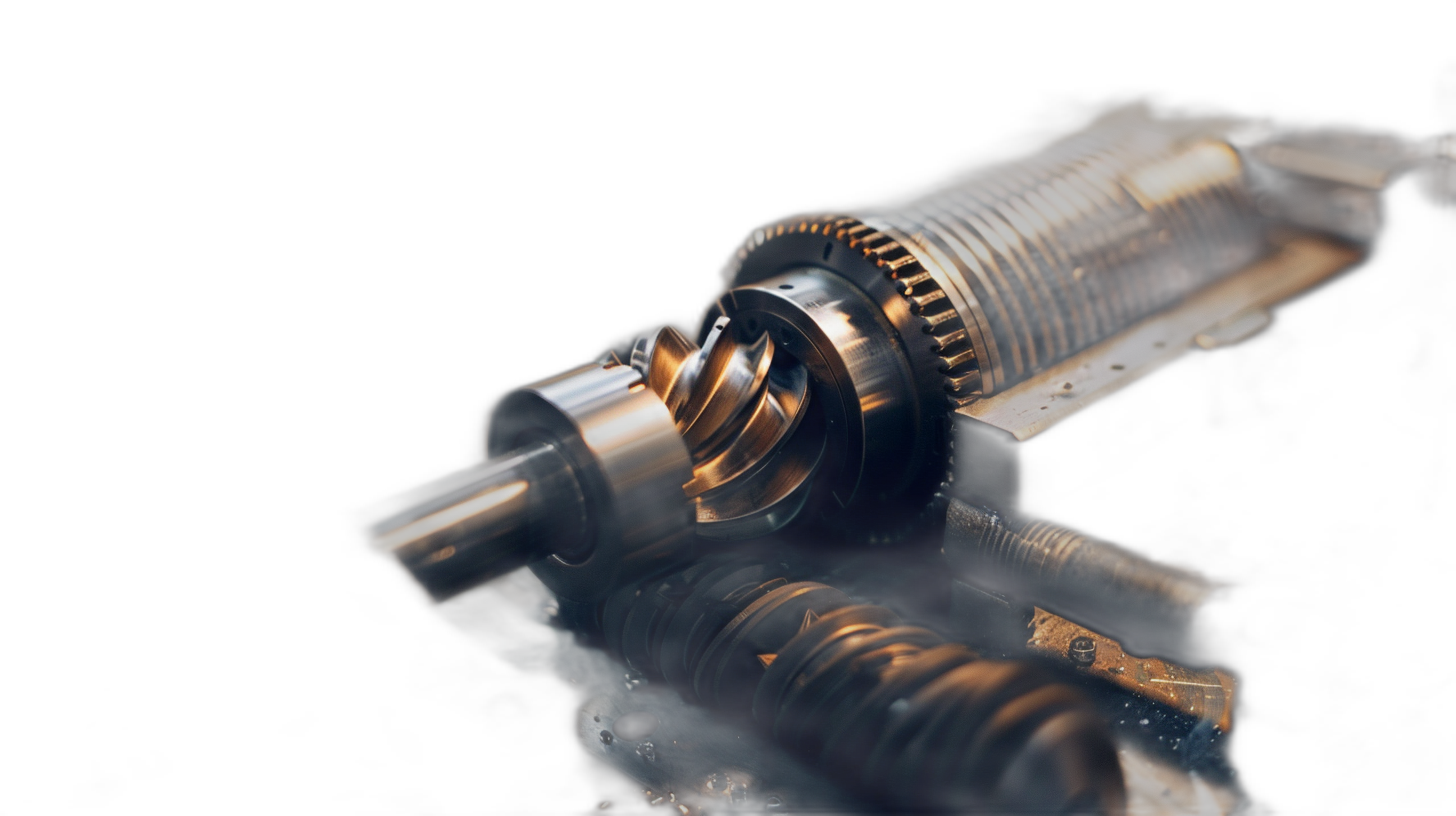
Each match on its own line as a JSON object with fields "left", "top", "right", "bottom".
{"left": 730, "top": 216, "right": 967, "bottom": 543}
{"left": 731, "top": 215, "right": 982, "bottom": 407}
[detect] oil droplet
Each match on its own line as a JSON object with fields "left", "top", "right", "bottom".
{"left": 599, "top": 730, "right": 614, "bottom": 745}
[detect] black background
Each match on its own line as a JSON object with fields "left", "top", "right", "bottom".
{"left": 264, "top": 27, "right": 1456, "bottom": 816}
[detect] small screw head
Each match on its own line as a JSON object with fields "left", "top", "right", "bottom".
{"left": 1068, "top": 636, "right": 1096, "bottom": 667}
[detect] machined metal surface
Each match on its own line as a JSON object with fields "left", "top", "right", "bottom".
{"left": 569, "top": 555, "right": 1127, "bottom": 814}
{"left": 944, "top": 499, "right": 1213, "bottom": 651}
{"left": 713, "top": 268, "right": 925, "bottom": 535}
{"left": 630, "top": 319, "right": 823, "bottom": 540}
{"left": 439, "top": 568, "right": 1240, "bottom": 816}
{"left": 734, "top": 107, "right": 1272, "bottom": 411}
{"left": 712, "top": 107, "right": 1397, "bottom": 535}
{"left": 374, "top": 439, "right": 587, "bottom": 600}
{"left": 489, "top": 363, "right": 697, "bottom": 599}
{"left": 375, "top": 104, "right": 1449, "bottom": 814}
{"left": 959, "top": 234, "right": 1363, "bottom": 440}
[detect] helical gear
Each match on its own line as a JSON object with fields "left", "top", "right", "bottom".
{"left": 628, "top": 318, "right": 825, "bottom": 539}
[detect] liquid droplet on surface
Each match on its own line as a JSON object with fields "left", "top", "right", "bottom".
{"left": 612, "top": 711, "right": 660, "bottom": 741}
{"left": 599, "top": 730, "right": 614, "bottom": 745}
{"left": 766, "top": 795, "right": 785, "bottom": 810}
{"left": 636, "top": 741, "right": 658, "bottom": 761}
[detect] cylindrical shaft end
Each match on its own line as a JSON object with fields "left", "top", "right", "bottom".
{"left": 373, "top": 441, "right": 588, "bottom": 600}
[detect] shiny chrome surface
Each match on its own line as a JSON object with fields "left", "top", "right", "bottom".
{"left": 961, "top": 234, "right": 1363, "bottom": 440}
{"left": 716, "top": 268, "right": 926, "bottom": 536}
{"left": 728, "top": 108, "right": 1275, "bottom": 542}
{"left": 681, "top": 360, "right": 808, "bottom": 499}
{"left": 373, "top": 440, "right": 587, "bottom": 600}
{"left": 673, "top": 322, "right": 774, "bottom": 454}
{"left": 488, "top": 362, "right": 696, "bottom": 600}
{"left": 371, "top": 104, "right": 1451, "bottom": 815}
{"left": 732, "top": 107, "right": 1274, "bottom": 413}
{"left": 630, "top": 320, "right": 822, "bottom": 539}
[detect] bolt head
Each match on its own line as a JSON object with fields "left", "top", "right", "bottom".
{"left": 1068, "top": 636, "right": 1097, "bottom": 667}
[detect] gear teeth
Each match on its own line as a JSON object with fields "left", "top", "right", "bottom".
{"left": 920, "top": 308, "right": 960, "bottom": 331}
{"left": 945, "top": 370, "right": 983, "bottom": 396}
{"left": 931, "top": 328, "right": 970, "bottom": 352}
{"left": 896, "top": 270, "right": 934, "bottom": 292}
{"left": 725, "top": 214, "right": 978, "bottom": 402}
{"left": 725, "top": 209, "right": 995, "bottom": 544}
{"left": 940, "top": 346, "right": 977, "bottom": 371}
{"left": 880, "top": 253, "right": 918, "bottom": 273}
{"left": 907, "top": 289, "right": 948, "bottom": 312}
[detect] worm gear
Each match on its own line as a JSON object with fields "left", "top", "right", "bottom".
{"left": 566, "top": 556, "right": 1127, "bottom": 814}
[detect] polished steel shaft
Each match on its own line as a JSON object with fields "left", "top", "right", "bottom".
{"left": 373, "top": 442, "right": 588, "bottom": 599}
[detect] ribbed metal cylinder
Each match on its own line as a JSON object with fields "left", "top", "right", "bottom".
{"left": 862, "top": 107, "right": 1268, "bottom": 400}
